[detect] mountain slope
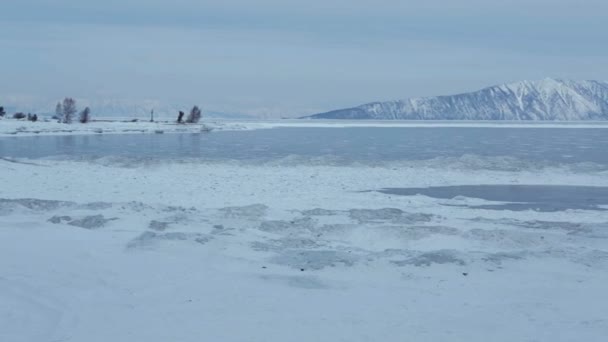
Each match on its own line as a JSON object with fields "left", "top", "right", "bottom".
{"left": 305, "top": 79, "right": 608, "bottom": 120}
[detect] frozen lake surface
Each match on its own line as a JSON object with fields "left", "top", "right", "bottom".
{"left": 2, "top": 127, "right": 608, "bottom": 166}
{"left": 2, "top": 125, "right": 608, "bottom": 342}
{"left": 379, "top": 185, "right": 608, "bottom": 212}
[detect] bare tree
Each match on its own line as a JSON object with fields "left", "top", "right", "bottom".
{"left": 79, "top": 107, "right": 91, "bottom": 123}
{"left": 186, "top": 105, "right": 202, "bottom": 123}
{"left": 62, "top": 98, "right": 77, "bottom": 124}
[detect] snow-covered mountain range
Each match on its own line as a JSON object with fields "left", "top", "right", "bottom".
{"left": 304, "top": 79, "right": 608, "bottom": 120}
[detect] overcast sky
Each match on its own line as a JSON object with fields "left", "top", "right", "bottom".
{"left": 2, "top": 0, "right": 607, "bottom": 116}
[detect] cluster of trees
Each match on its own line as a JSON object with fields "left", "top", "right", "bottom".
{"left": 2, "top": 101, "right": 204, "bottom": 124}
{"left": 177, "top": 105, "right": 202, "bottom": 123}
{"left": 17, "top": 113, "right": 38, "bottom": 121}
{"left": 0, "top": 106, "right": 38, "bottom": 121}
{"left": 1, "top": 98, "right": 91, "bottom": 124}
{"left": 54, "top": 98, "right": 91, "bottom": 124}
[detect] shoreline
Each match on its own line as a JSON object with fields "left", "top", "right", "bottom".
{"left": 2, "top": 118, "right": 608, "bottom": 137}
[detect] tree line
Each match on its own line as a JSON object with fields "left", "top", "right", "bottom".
{"left": 0, "top": 98, "right": 90, "bottom": 123}
{"left": 0, "top": 106, "right": 38, "bottom": 121}
{"left": 54, "top": 98, "right": 91, "bottom": 123}
{"left": 1, "top": 99, "right": 203, "bottom": 124}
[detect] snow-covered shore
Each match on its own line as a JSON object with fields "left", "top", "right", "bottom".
{"left": 1, "top": 157, "right": 607, "bottom": 341}
{"left": 0, "top": 118, "right": 253, "bottom": 137}
{"left": 2, "top": 118, "right": 608, "bottom": 137}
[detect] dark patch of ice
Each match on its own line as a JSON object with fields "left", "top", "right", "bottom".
{"left": 220, "top": 204, "right": 268, "bottom": 219}
{"left": 210, "top": 224, "right": 235, "bottom": 236}
{"left": 372, "top": 248, "right": 413, "bottom": 259}
{"left": 127, "top": 231, "right": 157, "bottom": 249}
{"left": 348, "top": 208, "right": 435, "bottom": 224}
{"left": 314, "top": 223, "right": 354, "bottom": 236}
{"left": 126, "top": 231, "right": 213, "bottom": 249}
{"left": 394, "top": 212, "right": 436, "bottom": 224}
{"left": 259, "top": 274, "right": 328, "bottom": 289}
{"left": 398, "top": 225, "right": 460, "bottom": 240}
{"left": 380, "top": 185, "right": 608, "bottom": 212}
{"left": 349, "top": 208, "right": 403, "bottom": 222}
{"left": 121, "top": 201, "right": 154, "bottom": 212}
{"left": 258, "top": 217, "right": 315, "bottom": 233}
{"left": 258, "top": 220, "right": 291, "bottom": 233}
{"left": 48, "top": 214, "right": 115, "bottom": 229}
{"left": 48, "top": 215, "right": 72, "bottom": 224}
{"left": 393, "top": 250, "right": 466, "bottom": 267}
{"left": 271, "top": 250, "right": 358, "bottom": 270}
{"left": 194, "top": 235, "right": 212, "bottom": 244}
{"left": 302, "top": 208, "right": 340, "bottom": 216}
{"left": 465, "top": 203, "right": 607, "bottom": 212}
{"left": 251, "top": 241, "right": 274, "bottom": 252}
{"left": 471, "top": 217, "right": 607, "bottom": 238}
{"left": 0, "top": 198, "right": 75, "bottom": 211}
{"left": 163, "top": 205, "right": 197, "bottom": 213}
{"left": 252, "top": 238, "right": 321, "bottom": 252}
{"left": 531, "top": 248, "right": 608, "bottom": 267}
{"left": 573, "top": 249, "right": 608, "bottom": 267}
{"left": 68, "top": 215, "right": 116, "bottom": 229}
{"left": 161, "top": 213, "right": 191, "bottom": 225}
{"left": 0, "top": 157, "right": 47, "bottom": 166}
{"left": 465, "top": 229, "right": 543, "bottom": 248}
{"left": 79, "top": 202, "right": 113, "bottom": 210}
{"left": 510, "top": 220, "right": 592, "bottom": 234}
{"left": 575, "top": 223, "right": 608, "bottom": 238}
{"left": 149, "top": 220, "right": 170, "bottom": 231}
{"left": 481, "top": 252, "right": 526, "bottom": 265}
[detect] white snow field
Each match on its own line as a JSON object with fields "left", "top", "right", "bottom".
{"left": 1, "top": 123, "right": 608, "bottom": 341}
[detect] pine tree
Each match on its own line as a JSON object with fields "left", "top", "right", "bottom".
{"left": 79, "top": 107, "right": 91, "bottom": 123}
{"left": 0, "top": 106, "right": 5, "bottom": 117}
{"left": 186, "top": 105, "right": 202, "bottom": 123}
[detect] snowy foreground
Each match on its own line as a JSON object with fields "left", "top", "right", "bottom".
{"left": 1, "top": 156, "right": 608, "bottom": 342}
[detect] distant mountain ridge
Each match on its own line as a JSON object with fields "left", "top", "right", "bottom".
{"left": 305, "top": 79, "right": 608, "bottom": 120}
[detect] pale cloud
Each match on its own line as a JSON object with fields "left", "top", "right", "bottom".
{"left": 1, "top": 0, "right": 607, "bottom": 116}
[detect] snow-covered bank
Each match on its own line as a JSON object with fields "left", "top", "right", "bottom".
{"left": 0, "top": 119, "right": 253, "bottom": 137}
{"left": 1, "top": 158, "right": 607, "bottom": 341}
{"left": 2, "top": 118, "right": 608, "bottom": 137}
